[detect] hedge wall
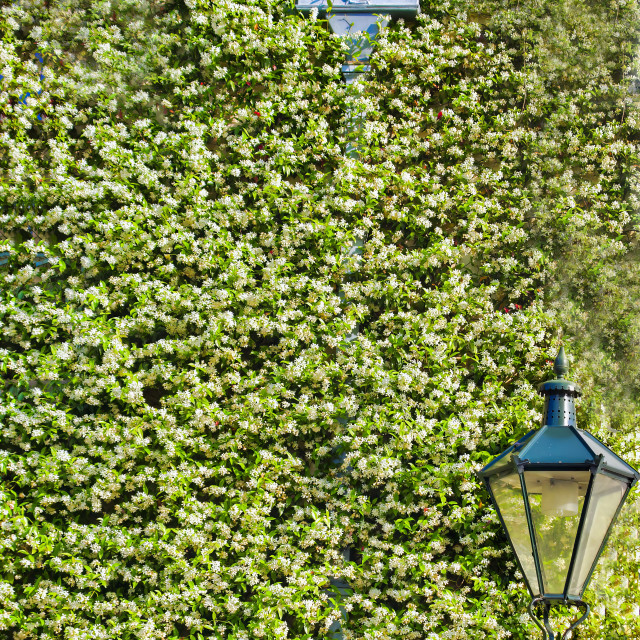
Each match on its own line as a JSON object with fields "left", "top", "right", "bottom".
{"left": 1, "top": 0, "right": 640, "bottom": 638}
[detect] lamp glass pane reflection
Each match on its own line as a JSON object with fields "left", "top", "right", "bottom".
{"left": 568, "top": 474, "right": 628, "bottom": 595}
{"left": 524, "top": 470, "right": 590, "bottom": 594}
{"left": 489, "top": 472, "right": 539, "bottom": 593}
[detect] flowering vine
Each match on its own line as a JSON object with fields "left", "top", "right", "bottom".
{"left": 0, "top": 0, "right": 639, "bottom": 638}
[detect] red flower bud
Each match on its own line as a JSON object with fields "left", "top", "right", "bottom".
{"left": 254, "top": 110, "right": 260, "bottom": 116}
{"left": 437, "top": 111, "right": 443, "bottom": 120}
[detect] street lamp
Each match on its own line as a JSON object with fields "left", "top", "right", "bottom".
{"left": 478, "top": 348, "right": 639, "bottom": 639}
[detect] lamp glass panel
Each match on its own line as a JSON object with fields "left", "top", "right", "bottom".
{"left": 489, "top": 472, "right": 539, "bottom": 593}
{"left": 524, "top": 470, "right": 590, "bottom": 594}
{"left": 567, "top": 473, "right": 627, "bottom": 596}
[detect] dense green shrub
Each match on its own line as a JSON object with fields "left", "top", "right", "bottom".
{"left": 1, "top": 0, "right": 639, "bottom": 638}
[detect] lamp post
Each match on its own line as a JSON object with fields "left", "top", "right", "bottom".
{"left": 295, "top": 2, "right": 421, "bottom": 638}
{"left": 478, "top": 348, "right": 639, "bottom": 639}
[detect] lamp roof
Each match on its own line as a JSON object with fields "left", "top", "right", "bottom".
{"left": 577, "top": 429, "right": 640, "bottom": 479}
{"left": 516, "top": 425, "right": 594, "bottom": 464}
{"left": 479, "top": 347, "right": 639, "bottom": 483}
{"left": 479, "top": 424, "right": 639, "bottom": 483}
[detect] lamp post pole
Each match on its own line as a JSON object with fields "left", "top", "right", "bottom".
{"left": 295, "top": 3, "right": 421, "bottom": 637}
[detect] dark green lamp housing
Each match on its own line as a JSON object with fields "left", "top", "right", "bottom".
{"left": 478, "top": 348, "right": 639, "bottom": 639}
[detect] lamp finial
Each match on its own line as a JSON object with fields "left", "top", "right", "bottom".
{"left": 554, "top": 346, "right": 569, "bottom": 378}
{"left": 538, "top": 347, "right": 580, "bottom": 426}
